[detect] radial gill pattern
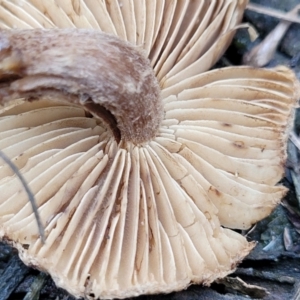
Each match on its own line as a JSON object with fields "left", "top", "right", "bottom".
{"left": 0, "top": 1, "right": 298, "bottom": 299}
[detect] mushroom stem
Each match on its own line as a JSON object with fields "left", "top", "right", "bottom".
{"left": 0, "top": 29, "right": 162, "bottom": 144}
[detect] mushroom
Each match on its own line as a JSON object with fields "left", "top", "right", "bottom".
{"left": 0, "top": 0, "right": 298, "bottom": 299}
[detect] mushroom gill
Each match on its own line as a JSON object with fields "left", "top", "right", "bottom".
{"left": 0, "top": 1, "right": 298, "bottom": 299}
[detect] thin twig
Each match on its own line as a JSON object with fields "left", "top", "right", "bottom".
{"left": 244, "top": 4, "right": 300, "bottom": 67}
{"left": 290, "top": 131, "right": 300, "bottom": 152}
{"left": 247, "top": 3, "right": 300, "bottom": 25}
{"left": 0, "top": 150, "right": 45, "bottom": 244}
{"left": 23, "top": 272, "right": 48, "bottom": 300}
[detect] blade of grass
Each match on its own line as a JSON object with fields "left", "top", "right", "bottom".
{"left": 0, "top": 150, "right": 45, "bottom": 244}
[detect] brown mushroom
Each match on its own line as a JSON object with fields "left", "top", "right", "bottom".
{"left": 0, "top": 1, "right": 298, "bottom": 299}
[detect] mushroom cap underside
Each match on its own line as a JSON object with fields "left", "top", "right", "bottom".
{"left": 0, "top": 0, "right": 298, "bottom": 299}
{"left": 0, "top": 65, "right": 297, "bottom": 299}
